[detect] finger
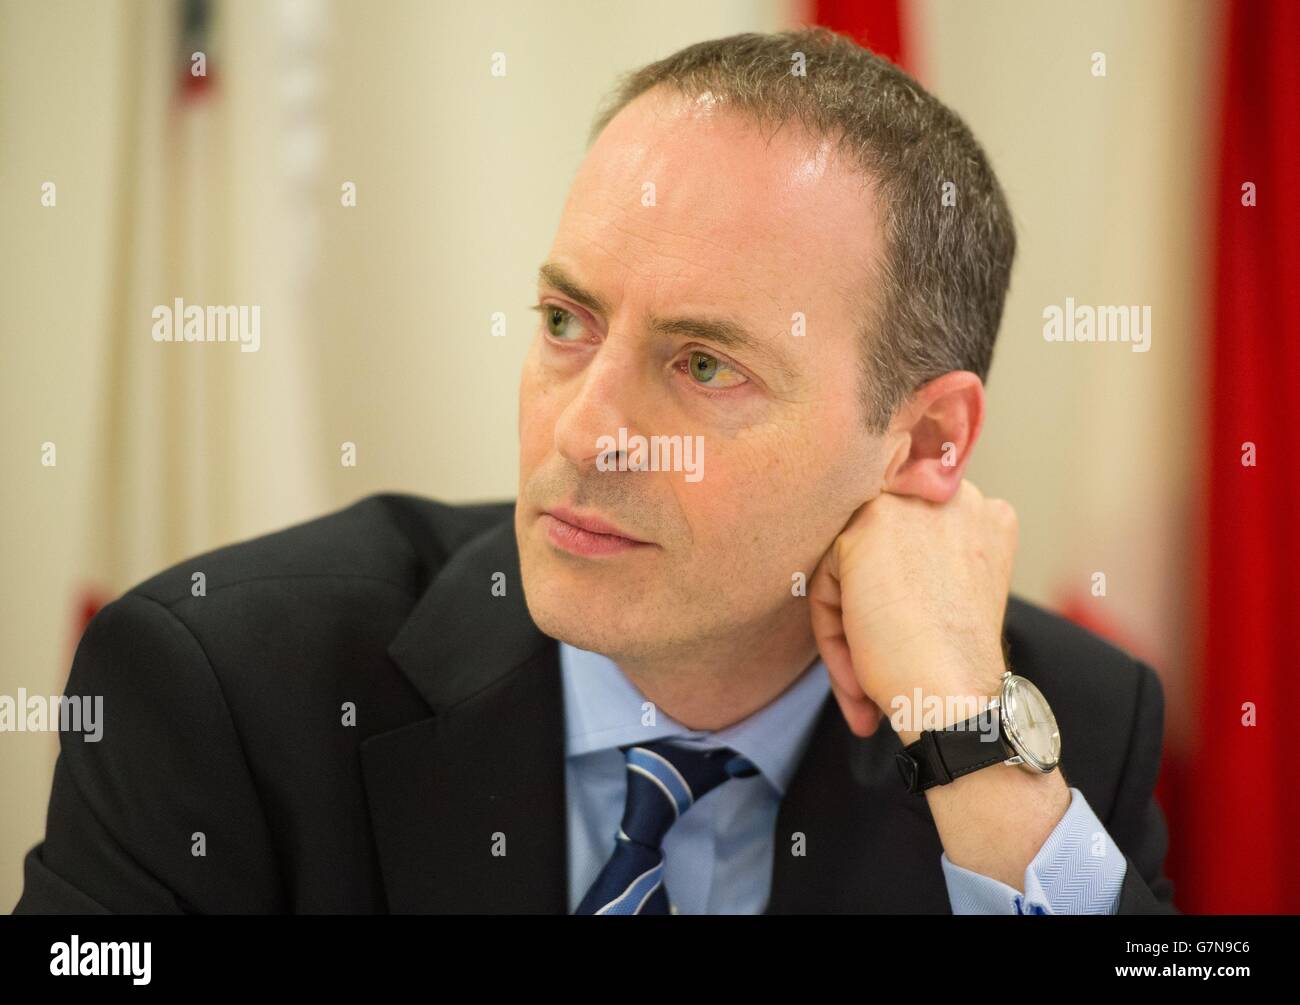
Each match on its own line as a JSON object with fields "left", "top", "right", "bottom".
{"left": 808, "top": 551, "right": 880, "bottom": 736}
{"left": 984, "top": 497, "right": 1019, "bottom": 569}
{"left": 808, "top": 553, "right": 865, "bottom": 704}
{"left": 989, "top": 496, "right": 1018, "bottom": 536}
{"left": 813, "top": 621, "right": 879, "bottom": 737}
{"left": 828, "top": 674, "right": 883, "bottom": 737}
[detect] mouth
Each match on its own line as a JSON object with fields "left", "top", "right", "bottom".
{"left": 540, "top": 505, "right": 654, "bottom": 558}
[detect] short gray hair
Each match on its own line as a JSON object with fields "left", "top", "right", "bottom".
{"left": 589, "top": 27, "right": 1017, "bottom": 432}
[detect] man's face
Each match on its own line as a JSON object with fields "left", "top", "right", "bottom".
{"left": 516, "top": 87, "right": 891, "bottom": 663}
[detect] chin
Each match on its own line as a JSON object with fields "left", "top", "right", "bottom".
{"left": 528, "top": 599, "right": 629, "bottom": 656}
{"left": 518, "top": 565, "right": 654, "bottom": 658}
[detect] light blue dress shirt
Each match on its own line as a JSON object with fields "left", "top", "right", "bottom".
{"left": 560, "top": 641, "right": 1127, "bottom": 914}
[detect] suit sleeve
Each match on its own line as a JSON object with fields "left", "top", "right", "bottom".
{"left": 1107, "top": 658, "right": 1180, "bottom": 915}
{"left": 13, "top": 592, "right": 282, "bottom": 914}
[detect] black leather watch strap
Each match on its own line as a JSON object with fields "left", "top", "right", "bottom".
{"left": 894, "top": 706, "right": 1010, "bottom": 794}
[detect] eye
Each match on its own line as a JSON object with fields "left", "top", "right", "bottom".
{"left": 532, "top": 303, "right": 588, "bottom": 342}
{"left": 683, "top": 350, "right": 748, "bottom": 390}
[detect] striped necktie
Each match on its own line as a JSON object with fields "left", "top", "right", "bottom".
{"left": 575, "top": 738, "right": 760, "bottom": 915}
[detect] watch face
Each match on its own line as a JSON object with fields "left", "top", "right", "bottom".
{"left": 1002, "top": 676, "right": 1061, "bottom": 770}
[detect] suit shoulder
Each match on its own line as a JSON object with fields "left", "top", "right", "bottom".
{"left": 1004, "top": 594, "right": 1154, "bottom": 686}
{"left": 125, "top": 492, "right": 515, "bottom": 609}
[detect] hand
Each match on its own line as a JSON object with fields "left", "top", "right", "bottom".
{"left": 808, "top": 479, "right": 1018, "bottom": 740}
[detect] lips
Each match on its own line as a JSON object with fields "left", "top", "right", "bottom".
{"left": 544, "top": 505, "right": 648, "bottom": 543}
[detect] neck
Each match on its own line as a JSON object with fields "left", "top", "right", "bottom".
{"left": 613, "top": 619, "right": 822, "bottom": 732}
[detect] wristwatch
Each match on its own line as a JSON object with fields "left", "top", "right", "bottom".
{"left": 894, "top": 669, "right": 1061, "bottom": 794}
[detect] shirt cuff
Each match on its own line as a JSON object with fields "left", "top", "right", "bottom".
{"left": 940, "top": 786, "right": 1127, "bottom": 914}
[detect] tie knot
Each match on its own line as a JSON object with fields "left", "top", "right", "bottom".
{"left": 574, "top": 739, "right": 760, "bottom": 914}
{"left": 617, "top": 739, "right": 758, "bottom": 849}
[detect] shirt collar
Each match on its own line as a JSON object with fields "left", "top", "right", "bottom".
{"left": 558, "top": 640, "right": 831, "bottom": 797}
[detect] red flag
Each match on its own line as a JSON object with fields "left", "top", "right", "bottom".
{"left": 814, "top": 0, "right": 909, "bottom": 73}
{"left": 1180, "top": 0, "right": 1300, "bottom": 914}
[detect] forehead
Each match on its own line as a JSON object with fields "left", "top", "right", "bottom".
{"left": 551, "top": 88, "right": 880, "bottom": 345}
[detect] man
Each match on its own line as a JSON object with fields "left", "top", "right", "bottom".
{"left": 15, "top": 27, "right": 1175, "bottom": 914}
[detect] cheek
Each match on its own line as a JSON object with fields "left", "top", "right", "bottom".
{"left": 671, "top": 429, "right": 812, "bottom": 534}
{"left": 679, "top": 422, "right": 870, "bottom": 550}
{"left": 717, "top": 424, "right": 825, "bottom": 497}
{"left": 518, "top": 355, "right": 557, "bottom": 464}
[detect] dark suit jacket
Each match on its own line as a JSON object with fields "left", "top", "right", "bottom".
{"left": 14, "top": 493, "right": 1178, "bottom": 914}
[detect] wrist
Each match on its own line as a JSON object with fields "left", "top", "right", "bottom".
{"left": 888, "top": 669, "right": 1006, "bottom": 746}
{"left": 893, "top": 665, "right": 1063, "bottom": 801}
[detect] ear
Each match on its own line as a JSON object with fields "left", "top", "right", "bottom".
{"left": 881, "top": 371, "right": 985, "bottom": 503}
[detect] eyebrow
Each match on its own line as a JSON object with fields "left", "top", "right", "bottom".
{"left": 536, "top": 261, "right": 799, "bottom": 384}
{"left": 537, "top": 262, "right": 610, "bottom": 317}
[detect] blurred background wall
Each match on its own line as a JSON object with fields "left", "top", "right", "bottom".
{"left": 2, "top": 0, "right": 1291, "bottom": 913}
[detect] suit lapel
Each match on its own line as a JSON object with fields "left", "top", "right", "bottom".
{"left": 362, "top": 517, "right": 569, "bottom": 913}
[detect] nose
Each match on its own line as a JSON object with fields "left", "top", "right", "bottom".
{"left": 551, "top": 342, "right": 646, "bottom": 473}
